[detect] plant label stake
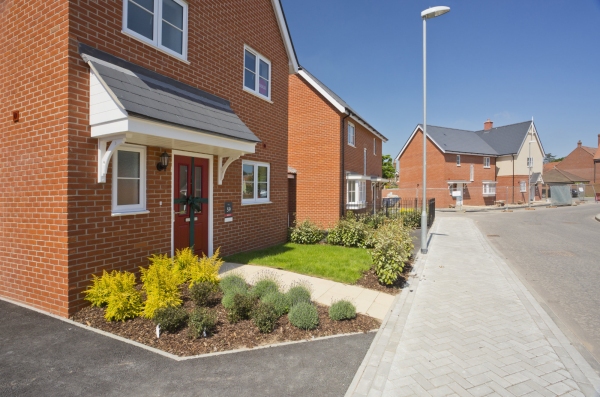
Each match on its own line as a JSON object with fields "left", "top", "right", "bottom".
{"left": 156, "top": 324, "right": 161, "bottom": 338}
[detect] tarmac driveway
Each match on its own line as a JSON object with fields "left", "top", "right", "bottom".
{"left": 0, "top": 299, "right": 374, "bottom": 397}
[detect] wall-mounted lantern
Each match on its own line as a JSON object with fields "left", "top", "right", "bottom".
{"left": 157, "top": 151, "right": 170, "bottom": 171}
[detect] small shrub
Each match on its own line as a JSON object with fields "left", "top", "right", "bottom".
{"left": 252, "top": 301, "right": 279, "bottom": 333}
{"left": 289, "top": 219, "right": 324, "bottom": 244}
{"left": 221, "top": 285, "right": 250, "bottom": 310}
{"left": 370, "top": 220, "right": 413, "bottom": 285}
{"left": 261, "top": 291, "right": 291, "bottom": 317}
{"left": 188, "top": 307, "right": 217, "bottom": 338}
{"left": 189, "top": 281, "right": 218, "bottom": 307}
{"left": 288, "top": 302, "right": 319, "bottom": 330}
{"left": 84, "top": 270, "right": 143, "bottom": 322}
{"left": 140, "top": 254, "right": 182, "bottom": 319}
{"left": 172, "top": 247, "right": 198, "bottom": 283}
{"left": 250, "top": 273, "right": 280, "bottom": 298}
{"left": 326, "top": 212, "right": 372, "bottom": 248}
{"left": 153, "top": 306, "right": 188, "bottom": 333}
{"left": 286, "top": 283, "right": 312, "bottom": 306}
{"left": 219, "top": 273, "right": 248, "bottom": 295}
{"left": 227, "top": 293, "right": 257, "bottom": 324}
{"left": 329, "top": 300, "right": 357, "bottom": 321}
{"left": 188, "top": 248, "right": 223, "bottom": 287}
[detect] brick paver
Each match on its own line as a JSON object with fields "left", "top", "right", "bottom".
{"left": 347, "top": 217, "right": 600, "bottom": 396}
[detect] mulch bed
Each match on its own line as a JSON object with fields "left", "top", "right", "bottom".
{"left": 355, "top": 261, "right": 413, "bottom": 295}
{"left": 70, "top": 286, "right": 380, "bottom": 357}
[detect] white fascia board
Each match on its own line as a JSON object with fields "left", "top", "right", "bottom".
{"left": 444, "top": 150, "right": 497, "bottom": 157}
{"left": 91, "top": 117, "right": 256, "bottom": 154}
{"left": 271, "top": 0, "right": 298, "bottom": 74}
{"left": 396, "top": 125, "right": 446, "bottom": 162}
{"left": 349, "top": 115, "right": 388, "bottom": 142}
{"left": 346, "top": 174, "right": 371, "bottom": 181}
{"left": 516, "top": 121, "right": 545, "bottom": 158}
{"left": 297, "top": 70, "right": 345, "bottom": 113}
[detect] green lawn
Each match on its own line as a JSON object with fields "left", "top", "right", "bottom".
{"left": 224, "top": 243, "right": 372, "bottom": 284}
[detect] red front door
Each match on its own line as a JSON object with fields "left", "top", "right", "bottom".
{"left": 174, "top": 155, "right": 209, "bottom": 256}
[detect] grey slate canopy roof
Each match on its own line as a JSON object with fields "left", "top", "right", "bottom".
{"left": 402, "top": 121, "right": 535, "bottom": 158}
{"left": 300, "top": 68, "right": 387, "bottom": 141}
{"left": 79, "top": 43, "right": 260, "bottom": 143}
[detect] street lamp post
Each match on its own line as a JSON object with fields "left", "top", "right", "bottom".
{"left": 421, "top": 6, "right": 450, "bottom": 254}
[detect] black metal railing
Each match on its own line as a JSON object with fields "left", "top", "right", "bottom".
{"left": 381, "top": 197, "right": 436, "bottom": 228}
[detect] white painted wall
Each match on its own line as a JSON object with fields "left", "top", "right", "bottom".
{"left": 89, "top": 71, "right": 127, "bottom": 126}
{"left": 496, "top": 125, "right": 544, "bottom": 176}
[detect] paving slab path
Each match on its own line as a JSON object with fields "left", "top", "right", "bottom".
{"left": 347, "top": 216, "right": 600, "bottom": 397}
{"left": 220, "top": 263, "right": 395, "bottom": 321}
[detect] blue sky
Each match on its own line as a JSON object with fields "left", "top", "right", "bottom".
{"left": 280, "top": 0, "right": 600, "bottom": 159}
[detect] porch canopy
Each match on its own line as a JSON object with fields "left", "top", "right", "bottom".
{"left": 79, "top": 44, "right": 259, "bottom": 184}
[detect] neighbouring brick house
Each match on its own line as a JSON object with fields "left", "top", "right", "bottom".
{"left": 0, "top": 0, "right": 299, "bottom": 317}
{"left": 389, "top": 120, "right": 545, "bottom": 207}
{"left": 288, "top": 68, "right": 388, "bottom": 228}
{"left": 546, "top": 137, "right": 598, "bottom": 183}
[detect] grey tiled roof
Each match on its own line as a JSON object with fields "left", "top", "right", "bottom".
{"left": 300, "top": 68, "right": 387, "bottom": 141}
{"left": 79, "top": 44, "right": 260, "bottom": 143}
{"left": 422, "top": 125, "right": 498, "bottom": 155}
{"left": 474, "top": 121, "right": 531, "bottom": 156}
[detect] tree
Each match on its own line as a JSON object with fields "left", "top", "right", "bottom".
{"left": 382, "top": 154, "right": 395, "bottom": 179}
{"left": 543, "top": 153, "right": 556, "bottom": 164}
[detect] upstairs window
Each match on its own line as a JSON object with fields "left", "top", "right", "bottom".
{"left": 364, "top": 148, "right": 367, "bottom": 175}
{"left": 123, "top": 0, "right": 188, "bottom": 59}
{"left": 244, "top": 46, "right": 271, "bottom": 100}
{"left": 373, "top": 138, "right": 376, "bottom": 155}
{"left": 456, "top": 155, "right": 461, "bottom": 166}
{"left": 348, "top": 122, "right": 355, "bottom": 146}
{"left": 484, "top": 157, "right": 490, "bottom": 168}
{"left": 527, "top": 157, "right": 533, "bottom": 168}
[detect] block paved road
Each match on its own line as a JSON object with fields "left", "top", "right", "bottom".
{"left": 0, "top": 299, "right": 374, "bottom": 397}
{"left": 459, "top": 204, "right": 600, "bottom": 372}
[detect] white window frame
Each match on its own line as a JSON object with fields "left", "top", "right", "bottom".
{"left": 527, "top": 157, "right": 533, "bottom": 168}
{"left": 347, "top": 180, "right": 366, "bottom": 208}
{"left": 348, "top": 122, "right": 355, "bottom": 147}
{"left": 520, "top": 181, "right": 527, "bottom": 193}
{"left": 243, "top": 45, "right": 272, "bottom": 101}
{"left": 456, "top": 155, "right": 461, "bottom": 166}
{"left": 373, "top": 138, "right": 376, "bottom": 155}
{"left": 122, "top": 0, "right": 189, "bottom": 61}
{"left": 470, "top": 164, "right": 474, "bottom": 182}
{"left": 483, "top": 157, "right": 490, "bottom": 168}
{"left": 363, "top": 148, "right": 367, "bottom": 175}
{"left": 112, "top": 144, "right": 147, "bottom": 214}
{"left": 241, "top": 160, "right": 270, "bottom": 204}
{"left": 482, "top": 182, "right": 496, "bottom": 196}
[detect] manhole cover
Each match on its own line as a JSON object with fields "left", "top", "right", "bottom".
{"left": 487, "top": 234, "right": 500, "bottom": 237}
{"left": 540, "top": 251, "right": 575, "bottom": 257}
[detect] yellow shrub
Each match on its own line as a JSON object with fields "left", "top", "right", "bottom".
{"left": 172, "top": 247, "right": 198, "bottom": 283}
{"left": 188, "top": 248, "right": 223, "bottom": 288}
{"left": 84, "top": 270, "right": 142, "bottom": 321}
{"left": 141, "top": 254, "right": 182, "bottom": 319}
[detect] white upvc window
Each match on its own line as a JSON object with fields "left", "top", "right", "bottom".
{"left": 348, "top": 122, "right": 355, "bottom": 146}
{"left": 456, "top": 155, "right": 461, "bottom": 166}
{"left": 363, "top": 148, "right": 367, "bottom": 175}
{"left": 347, "top": 180, "right": 366, "bottom": 208}
{"left": 520, "top": 181, "right": 527, "bottom": 193}
{"left": 123, "top": 0, "right": 188, "bottom": 60}
{"left": 484, "top": 157, "right": 490, "bottom": 168}
{"left": 112, "top": 144, "right": 147, "bottom": 213}
{"left": 373, "top": 138, "right": 376, "bottom": 155}
{"left": 482, "top": 182, "right": 496, "bottom": 196}
{"left": 527, "top": 157, "right": 533, "bottom": 168}
{"left": 242, "top": 161, "right": 270, "bottom": 204}
{"left": 470, "top": 164, "right": 474, "bottom": 182}
{"left": 243, "top": 46, "right": 271, "bottom": 100}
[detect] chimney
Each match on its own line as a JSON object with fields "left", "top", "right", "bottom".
{"left": 484, "top": 119, "right": 493, "bottom": 130}
{"left": 597, "top": 134, "right": 600, "bottom": 147}
{"left": 577, "top": 140, "right": 582, "bottom": 148}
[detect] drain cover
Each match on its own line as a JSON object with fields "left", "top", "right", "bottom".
{"left": 487, "top": 234, "right": 500, "bottom": 237}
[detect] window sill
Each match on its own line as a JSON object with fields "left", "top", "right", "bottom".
{"left": 121, "top": 30, "right": 190, "bottom": 64}
{"left": 348, "top": 143, "right": 356, "bottom": 148}
{"left": 241, "top": 201, "right": 272, "bottom": 206}
{"left": 482, "top": 193, "right": 496, "bottom": 197}
{"left": 111, "top": 210, "right": 150, "bottom": 217}
{"left": 483, "top": 166, "right": 490, "bottom": 169}
{"left": 243, "top": 87, "right": 273, "bottom": 103}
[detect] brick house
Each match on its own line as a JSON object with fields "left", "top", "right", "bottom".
{"left": 595, "top": 136, "right": 600, "bottom": 184}
{"left": 288, "top": 68, "right": 388, "bottom": 228}
{"left": 548, "top": 138, "right": 598, "bottom": 183}
{"left": 0, "top": 0, "right": 298, "bottom": 317}
{"left": 390, "top": 120, "right": 545, "bottom": 207}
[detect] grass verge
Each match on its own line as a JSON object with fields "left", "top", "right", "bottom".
{"left": 224, "top": 243, "right": 372, "bottom": 284}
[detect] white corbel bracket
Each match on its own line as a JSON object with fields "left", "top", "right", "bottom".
{"left": 218, "top": 154, "right": 242, "bottom": 185}
{"left": 98, "top": 135, "right": 127, "bottom": 183}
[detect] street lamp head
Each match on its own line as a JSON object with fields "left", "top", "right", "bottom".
{"left": 421, "top": 6, "right": 450, "bottom": 19}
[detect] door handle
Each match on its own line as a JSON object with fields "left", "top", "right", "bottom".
{"left": 185, "top": 217, "right": 198, "bottom": 222}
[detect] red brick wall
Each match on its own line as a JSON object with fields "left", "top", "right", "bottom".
{"left": 554, "top": 145, "right": 596, "bottom": 182}
{"left": 0, "top": 0, "right": 71, "bottom": 316}
{"left": 1, "top": 0, "right": 291, "bottom": 317}
{"left": 496, "top": 175, "right": 531, "bottom": 204}
{"left": 288, "top": 74, "right": 341, "bottom": 228}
